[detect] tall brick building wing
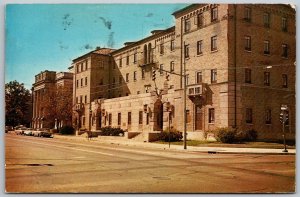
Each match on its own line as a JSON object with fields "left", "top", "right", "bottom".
{"left": 71, "top": 4, "right": 295, "bottom": 141}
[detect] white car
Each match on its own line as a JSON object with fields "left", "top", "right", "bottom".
{"left": 23, "top": 128, "right": 33, "bottom": 136}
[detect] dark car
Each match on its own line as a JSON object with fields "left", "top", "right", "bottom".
{"left": 33, "top": 128, "right": 53, "bottom": 138}
{"left": 5, "top": 126, "right": 14, "bottom": 133}
{"left": 40, "top": 131, "right": 53, "bottom": 138}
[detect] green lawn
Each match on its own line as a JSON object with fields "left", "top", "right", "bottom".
{"left": 153, "top": 140, "right": 296, "bottom": 149}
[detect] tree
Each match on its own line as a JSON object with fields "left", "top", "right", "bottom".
{"left": 55, "top": 85, "right": 73, "bottom": 127}
{"left": 41, "top": 85, "right": 73, "bottom": 129}
{"left": 5, "top": 80, "right": 31, "bottom": 127}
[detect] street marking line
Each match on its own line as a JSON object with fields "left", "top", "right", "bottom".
{"left": 6, "top": 135, "right": 201, "bottom": 159}
{"left": 7, "top": 137, "right": 114, "bottom": 157}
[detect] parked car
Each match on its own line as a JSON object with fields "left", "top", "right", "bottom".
{"left": 33, "top": 129, "right": 53, "bottom": 138}
{"left": 32, "top": 130, "right": 41, "bottom": 137}
{"left": 15, "top": 127, "right": 27, "bottom": 135}
{"left": 23, "top": 128, "right": 33, "bottom": 136}
{"left": 5, "top": 126, "right": 14, "bottom": 133}
{"left": 40, "top": 130, "right": 53, "bottom": 138}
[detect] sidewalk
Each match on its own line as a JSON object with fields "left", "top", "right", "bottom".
{"left": 53, "top": 134, "right": 296, "bottom": 155}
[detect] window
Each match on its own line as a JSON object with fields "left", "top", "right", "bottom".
{"left": 184, "top": 18, "right": 191, "bottom": 32}
{"left": 81, "top": 78, "right": 83, "bottom": 87}
{"left": 265, "top": 109, "right": 271, "bottom": 124}
{"left": 85, "top": 77, "right": 87, "bottom": 86}
{"left": 170, "top": 40, "right": 175, "bottom": 51}
{"left": 145, "top": 85, "right": 151, "bottom": 93}
{"left": 246, "top": 108, "right": 253, "bottom": 123}
{"left": 160, "top": 43, "right": 164, "bottom": 55}
{"left": 244, "top": 7, "right": 252, "bottom": 22}
{"left": 81, "top": 63, "right": 83, "bottom": 72}
{"left": 245, "top": 68, "right": 252, "bottom": 83}
{"left": 211, "top": 7, "right": 218, "bottom": 22}
{"left": 186, "top": 75, "right": 189, "bottom": 85}
{"left": 99, "top": 78, "right": 104, "bottom": 85}
{"left": 119, "top": 75, "right": 122, "bottom": 84}
{"left": 80, "top": 95, "right": 83, "bottom": 103}
{"left": 184, "top": 44, "right": 189, "bottom": 58}
{"left": 137, "top": 91, "right": 140, "bottom": 94}
{"left": 119, "top": 58, "right": 122, "bottom": 67}
{"left": 141, "top": 69, "right": 145, "bottom": 79}
{"left": 282, "top": 44, "right": 288, "bottom": 58}
{"left": 264, "top": 72, "right": 270, "bottom": 86}
{"left": 84, "top": 95, "right": 87, "bottom": 103}
{"left": 82, "top": 116, "right": 85, "bottom": 126}
{"left": 85, "top": 61, "right": 87, "bottom": 70}
{"left": 211, "top": 69, "right": 217, "bottom": 83}
{"left": 108, "top": 113, "right": 112, "bottom": 126}
{"left": 196, "top": 72, "right": 202, "bottom": 84}
{"left": 197, "top": 13, "right": 204, "bottom": 28}
{"left": 170, "top": 61, "right": 175, "bottom": 72}
{"left": 282, "top": 17, "right": 287, "bottom": 32}
{"left": 211, "top": 36, "right": 217, "bottom": 51}
{"left": 282, "top": 74, "right": 288, "bottom": 88}
{"left": 264, "top": 40, "right": 270, "bottom": 54}
{"left": 197, "top": 40, "right": 203, "bottom": 55}
{"left": 76, "top": 80, "right": 79, "bottom": 88}
{"left": 139, "top": 111, "right": 143, "bottom": 124}
{"left": 76, "top": 97, "right": 78, "bottom": 103}
{"left": 133, "top": 52, "right": 137, "bottom": 63}
{"left": 263, "top": 12, "right": 270, "bottom": 28}
{"left": 159, "top": 64, "right": 164, "bottom": 75}
{"left": 76, "top": 64, "right": 79, "bottom": 73}
{"left": 126, "top": 73, "right": 129, "bottom": 82}
{"left": 209, "top": 108, "right": 215, "bottom": 123}
{"left": 128, "top": 112, "right": 131, "bottom": 125}
{"left": 133, "top": 71, "right": 137, "bottom": 81}
{"left": 100, "top": 61, "right": 105, "bottom": 69}
{"left": 126, "top": 55, "right": 129, "bottom": 65}
{"left": 245, "top": 36, "right": 251, "bottom": 51}
{"left": 118, "top": 113, "right": 121, "bottom": 126}
{"left": 112, "top": 77, "right": 116, "bottom": 87}
{"left": 146, "top": 113, "right": 149, "bottom": 125}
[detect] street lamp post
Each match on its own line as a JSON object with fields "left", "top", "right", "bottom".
{"left": 280, "top": 105, "right": 288, "bottom": 153}
{"left": 183, "top": 60, "right": 187, "bottom": 150}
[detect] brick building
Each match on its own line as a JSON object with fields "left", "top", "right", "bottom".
{"left": 32, "top": 70, "right": 73, "bottom": 129}
{"left": 71, "top": 4, "right": 295, "bottom": 141}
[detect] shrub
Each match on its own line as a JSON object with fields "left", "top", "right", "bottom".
{"left": 235, "top": 129, "right": 258, "bottom": 142}
{"left": 59, "top": 125, "right": 75, "bottom": 135}
{"left": 213, "top": 127, "right": 237, "bottom": 143}
{"left": 213, "top": 127, "right": 258, "bottom": 143}
{"left": 100, "top": 126, "right": 125, "bottom": 136}
{"left": 159, "top": 127, "right": 183, "bottom": 142}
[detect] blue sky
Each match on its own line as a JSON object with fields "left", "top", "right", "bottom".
{"left": 5, "top": 4, "right": 188, "bottom": 89}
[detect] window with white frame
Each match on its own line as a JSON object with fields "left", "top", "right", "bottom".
{"left": 245, "top": 36, "right": 251, "bottom": 51}
{"left": 170, "top": 61, "right": 175, "bottom": 72}
{"left": 196, "top": 71, "right": 202, "bottom": 84}
{"left": 263, "top": 12, "right": 270, "bottom": 28}
{"left": 264, "top": 40, "right": 270, "bottom": 54}
{"left": 211, "top": 7, "right": 218, "bottom": 22}
{"left": 197, "top": 40, "right": 203, "bottom": 55}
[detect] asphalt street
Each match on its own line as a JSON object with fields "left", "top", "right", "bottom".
{"left": 5, "top": 134, "right": 295, "bottom": 193}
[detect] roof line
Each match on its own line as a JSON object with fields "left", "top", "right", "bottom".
{"left": 111, "top": 26, "right": 175, "bottom": 55}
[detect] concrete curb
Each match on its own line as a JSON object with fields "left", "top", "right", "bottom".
{"left": 52, "top": 134, "right": 296, "bottom": 155}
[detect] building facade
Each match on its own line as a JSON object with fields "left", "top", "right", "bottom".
{"left": 32, "top": 70, "right": 73, "bottom": 129}
{"left": 71, "top": 4, "right": 295, "bottom": 141}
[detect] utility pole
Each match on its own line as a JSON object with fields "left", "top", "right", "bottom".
{"left": 89, "top": 101, "right": 92, "bottom": 132}
{"left": 183, "top": 59, "right": 187, "bottom": 150}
